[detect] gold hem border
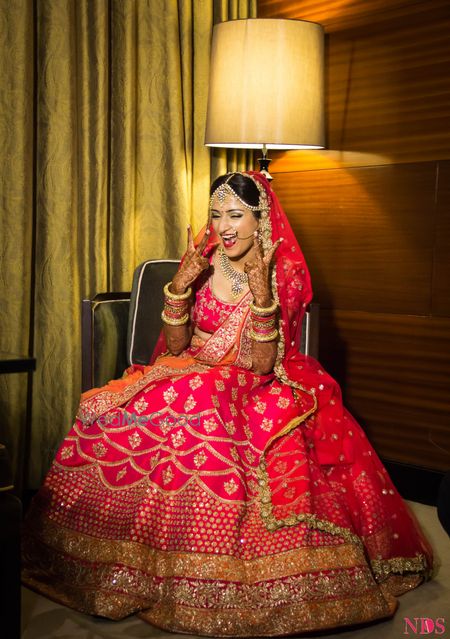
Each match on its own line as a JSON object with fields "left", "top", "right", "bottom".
{"left": 24, "top": 515, "right": 367, "bottom": 581}
{"left": 23, "top": 574, "right": 398, "bottom": 637}
{"left": 138, "top": 593, "right": 398, "bottom": 638}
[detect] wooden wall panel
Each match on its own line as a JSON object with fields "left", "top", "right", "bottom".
{"left": 260, "top": 1, "right": 450, "bottom": 169}
{"left": 259, "top": 0, "right": 450, "bottom": 34}
{"left": 328, "top": 25, "right": 450, "bottom": 161}
{"left": 318, "top": 310, "right": 450, "bottom": 471}
{"left": 433, "top": 160, "right": 450, "bottom": 317}
{"left": 274, "top": 163, "right": 436, "bottom": 315}
{"left": 258, "top": 0, "right": 450, "bottom": 471}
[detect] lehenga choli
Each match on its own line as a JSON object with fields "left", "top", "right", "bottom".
{"left": 22, "top": 172, "right": 432, "bottom": 637}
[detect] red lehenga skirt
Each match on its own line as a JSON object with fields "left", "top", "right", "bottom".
{"left": 22, "top": 334, "right": 432, "bottom": 636}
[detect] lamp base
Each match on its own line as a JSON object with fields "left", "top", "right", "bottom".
{"left": 257, "top": 149, "right": 273, "bottom": 181}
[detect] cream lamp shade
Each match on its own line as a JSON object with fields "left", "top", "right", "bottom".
{"left": 205, "top": 18, "right": 325, "bottom": 150}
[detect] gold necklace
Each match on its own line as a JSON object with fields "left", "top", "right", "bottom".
{"left": 218, "top": 246, "right": 248, "bottom": 298}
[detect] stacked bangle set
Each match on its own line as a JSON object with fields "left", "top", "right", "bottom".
{"left": 161, "top": 281, "right": 279, "bottom": 342}
{"left": 161, "top": 282, "right": 192, "bottom": 326}
{"left": 249, "top": 300, "right": 279, "bottom": 342}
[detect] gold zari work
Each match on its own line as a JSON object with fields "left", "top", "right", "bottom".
{"left": 23, "top": 476, "right": 423, "bottom": 636}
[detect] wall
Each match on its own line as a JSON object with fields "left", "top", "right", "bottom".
{"left": 259, "top": 0, "right": 450, "bottom": 471}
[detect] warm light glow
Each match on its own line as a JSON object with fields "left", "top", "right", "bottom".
{"left": 205, "top": 19, "right": 325, "bottom": 150}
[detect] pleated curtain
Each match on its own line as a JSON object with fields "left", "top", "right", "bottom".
{"left": 0, "top": 0, "right": 256, "bottom": 487}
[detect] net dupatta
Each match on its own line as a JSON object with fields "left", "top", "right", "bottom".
{"left": 244, "top": 173, "right": 350, "bottom": 464}
{"left": 244, "top": 172, "right": 313, "bottom": 370}
{"left": 243, "top": 172, "right": 320, "bottom": 444}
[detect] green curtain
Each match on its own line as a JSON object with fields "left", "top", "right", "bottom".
{"left": 0, "top": 0, "right": 256, "bottom": 488}
{"left": 0, "top": 0, "right": 34, "bottom": 491}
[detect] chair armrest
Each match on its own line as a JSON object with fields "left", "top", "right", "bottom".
{"left": 81, "top": 292, "right": 131, "bottom": 392}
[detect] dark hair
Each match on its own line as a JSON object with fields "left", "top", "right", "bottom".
{"left": 210, "top": 173, "right": 261, "bottom": 218}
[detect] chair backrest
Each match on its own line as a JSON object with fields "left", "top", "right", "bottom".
{"left": 127, "top": 259, "right": 180, "bottom": 365}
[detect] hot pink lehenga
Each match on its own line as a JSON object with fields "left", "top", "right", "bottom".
{"left": 22, "top": 173, "right": 432, "bottom": 637}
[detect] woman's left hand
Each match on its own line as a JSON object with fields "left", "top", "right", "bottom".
{"left": 244, "top": 233, "right": 282, "bottom": 307}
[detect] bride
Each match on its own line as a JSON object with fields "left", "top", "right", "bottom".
{"left": 23, "top": 171, "right": 432, "bottom": 636}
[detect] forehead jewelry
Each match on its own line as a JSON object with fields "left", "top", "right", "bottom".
{"left": 209, "top": 182, "right": 260, "bottom": 212}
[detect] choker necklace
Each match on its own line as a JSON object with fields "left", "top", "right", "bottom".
{"left": 218, "top": 246, "right": 248, "bottom": 298}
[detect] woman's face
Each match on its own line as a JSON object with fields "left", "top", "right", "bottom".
{"left": 210, "top": 193, "right": 259, "bottom": 262}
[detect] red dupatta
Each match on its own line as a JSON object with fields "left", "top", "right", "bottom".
{"left": 152, "top": 172, "right": 345, "bottom": 455}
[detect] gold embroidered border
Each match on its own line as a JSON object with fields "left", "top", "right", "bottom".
{"left": 23, "top": 576, "right": 144, "bottom": 621}
{"left": 78, "top": 362, "right": 208, "bottom": 425}
{"left": 23, "top": 570, "right": 397, "bottom": 635}
{"left": 244, "top": 252, "right": 321, "bottom": 537}
{"left": 25, "top": 515, "right": 371, "bottom": 582}
{"left": 139, "top": 591, "right": 397, "bottom": 638}
{"left": 254, "top": 404, "right": 359, "bottom": 544}
{"left": 24, "top": 533, "right": 398, "bottom": 634}
{"left": 257, "top": 458, "right": 362, "bottom": 543}
{"left": 371, "top": 555, "right": 429, "bottom": 580}
{"left": 234, "top": 308, "right": 253, "bottom": 369}
{"left": 379, "top": 574, "right": 424, "bottom": 597}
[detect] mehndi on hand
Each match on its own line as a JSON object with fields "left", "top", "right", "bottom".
{"left": 244, "top": 233, "right": 283, "bottom": 307}
{"left": 171, "top": 226, "right": 210, "bottom": 294}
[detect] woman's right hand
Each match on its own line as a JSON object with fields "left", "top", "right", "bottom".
{"left": 170, "top": 226, "right": 210, "bottom": 294}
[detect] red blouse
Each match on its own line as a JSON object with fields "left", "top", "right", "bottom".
{"left": 192, "top": 278, "right": 239, "bottom": 334}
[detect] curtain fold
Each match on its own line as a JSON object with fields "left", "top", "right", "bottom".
{"left": 0, "top": 0, "right": 34, "bottom": 489}
{"left": 0, "top": 0, "right": 255, "bottom": 487}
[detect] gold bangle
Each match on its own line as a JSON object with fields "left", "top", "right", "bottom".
{"left": 164, "top": 301, "right": 188, "bottom": 314}
{"left": 161, "top": 310, "right": 190, "bottom": 326}
{"left": 252, "top": 319, "right": 276, "bottom": 330}
{"left": 249, "top": 300, "right": 278, "bottom": 317}
{"left": 164, "top": 281, "right": 192, "bottom": 301}
{"left": 249, "top": 328, "right": 279, "bottom": 342}
{"left": 164, "top": 297, "right": 189, "bottom": 308}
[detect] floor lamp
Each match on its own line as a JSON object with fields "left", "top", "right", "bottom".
{"left": 205, "top": 18, "right": 325, "bottom": 179}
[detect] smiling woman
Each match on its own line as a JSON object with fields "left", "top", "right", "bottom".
{"left": 22, "top": 172, "right": 432, "bottom": 637}
{"left": 211, "top": 175, "right": 260, "bottom": 253}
